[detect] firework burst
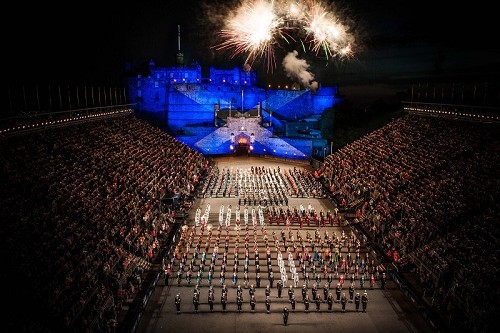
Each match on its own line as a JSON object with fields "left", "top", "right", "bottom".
{"left": 214, "top": 0, "right": 285, "bottom": 71}
{"left": 302, "top": 1, "right": 353, "bottom": 59}
{"left": 214, "top": 0, "right": 355, "bottom": 72}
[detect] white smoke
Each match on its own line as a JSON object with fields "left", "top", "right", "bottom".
{"left": 282, "top": 50, "right": 318, "bottom": 91}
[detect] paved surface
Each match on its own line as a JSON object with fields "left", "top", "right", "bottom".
{"left": 135, "top": 156, "right": 436, "bottom": 333}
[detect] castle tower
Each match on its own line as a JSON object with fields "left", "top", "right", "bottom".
{"left": 176, "top": 25, "right": 184, "bottom": 66}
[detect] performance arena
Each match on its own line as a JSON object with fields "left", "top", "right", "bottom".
{"left": 1, "top": 101, "right": 498, "bottom": 333}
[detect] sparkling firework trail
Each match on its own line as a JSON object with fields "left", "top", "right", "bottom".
{"left": 214, "top": 0, "right": 355, "bottom": 72}
{"left": 215, "top": 0, "right": 284, "bottom": 71}
{"left": 302, "top": 1, "right": 353, "bottom": 59}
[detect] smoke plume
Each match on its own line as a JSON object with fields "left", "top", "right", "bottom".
{"left": 282, "top": 50, "right": 318, "bottom": 91}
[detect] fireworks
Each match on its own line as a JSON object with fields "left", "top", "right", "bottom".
{"left": 214, "top": 0, "right": 355, "bottom": 71}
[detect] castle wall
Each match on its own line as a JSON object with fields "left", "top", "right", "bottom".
{"left": 126, "top": 65, "right": 336, "bottom": 157}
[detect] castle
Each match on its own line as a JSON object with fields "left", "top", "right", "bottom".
{"left": 126, "top": 31, "right": 340, "bottom": 159}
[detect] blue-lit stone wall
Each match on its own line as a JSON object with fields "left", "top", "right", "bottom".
{"left": 127, "top": 65, "right": 338, "bottom": 133}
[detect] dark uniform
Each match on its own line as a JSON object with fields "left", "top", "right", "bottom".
{"left": 336, "top": 283, "right": 342, "bottom": 302}
{"left": 283, "top": 306, "right": 289, "bottom": 326}
{"left": 341, "top": 292, "right": 347, "bottom": 312}
{"left": 265, "top": 295, "right": 271, "bottom": 313}
{"left": 302, "top": 285, "right": 308, "bottom": 301}
{"left": 290, "top": 295, "right": 296, "bottom": 311}
{"left": 249, "top": 284, "right": 255, "bottom": 297}
{"left": 304, "top": 294, "right": 310, "bottom": 311}
{"left": 327, "top": 293, "right": 334, "bottom": 312}
{"left": 221, "top": 292, "right": 227, "bottom": 311}
{"left": 193, "top": 292, "right": 200, "bottom": 313}
{"left": 315, "top": 294, "right": 322, "bottom": 311}
{"left": 237, "top": 294, "right": 243, "bottom": 312}
{"left": 354, "top": 292, "right": 361, "bottom": 312}
{"left": 349, "top": 283, "right": 355, "bottom": 302}
{"left": 312, "top": 283, "right": 318, "bottom": 300}
{"left": 288, "top": 286, "right": 294, "bottom": 300}
{"left": 265, "top": 285, "right": 271, "bottom": 297}
{"left": 381, "top": 272, "right": 386, "bottom": 289}
{"left": 250, "top": 294, "right": 256, "bottom": 312}
{"left": 277, "top": 280, "right": 283, "bottom": 298}
{"left": 362, "top": 292, "right": 368, "bottom": 312}
{"left": 175, "top": 294, "right": 181, "bottom": 314}
{"left": 323, "top": 283, "right": 329, "bottom": 301}
{"left": 208, "top": 291, "right": 214, "bottom": 311}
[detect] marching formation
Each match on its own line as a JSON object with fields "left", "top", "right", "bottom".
{"left": 164, "top": 206, "right": 386, "bottom": 316}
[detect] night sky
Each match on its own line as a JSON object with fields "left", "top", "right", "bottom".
{"left": 5, "top": 0, "right": 499, "bottom": 107}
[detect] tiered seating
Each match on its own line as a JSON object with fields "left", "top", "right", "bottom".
{"left": 0, "top": 114, "right": 212, "bottom": 332}
{"left": 315, "top": 114, "right": 499, "bottom": 332}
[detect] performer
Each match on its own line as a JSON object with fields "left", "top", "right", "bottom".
{"left": 277, "top": 279, "right": 283, "bottom": 298}
{"left": 341, "top": 292, "right": 347, "bottom": 312}
{"left": 175, "top": 294, "right": 181, "bottom": 314}
{"left": 315, "top": 294, "right": 322, "bottom": 311}
{"left": 336, "top": 283, "right": 342, "bottom": 302}
{"left": 265, "top": 295, "right": 271, "bottom": 314}
{"left": 193, "top": 292, "right": 200, "bottom": 313}
{"left": 208, "top": 291, "right": 214, "bottom": 312}
{"left": 288, "top": 285, "right": 294, "bottom": 300}
{"left": 237, "top": 294, "right": 243, "bottom": 312}
{"left": 290, "top": 294, "right": 296, "bottom": 311}
{"left": 283, "top": 306, "right": 289, "bottom": 326}
{"left": 221, "top": 291, "right": 227, "bottom": 311}
{"left": 362, "top": 291, "right": 368, "bottom": 312}
{"left": 349, "top": 283, "right": 355, "bottom": 302}
{"left": 355, "top": 292, "right": 361, "bottom": 312}
{"left": 327, "top": 292, "right": 334, "bottom": 312}
{"left": 250, "top": 294, "right": 256, "bottom": 312}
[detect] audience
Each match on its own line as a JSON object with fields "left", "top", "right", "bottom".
{"left": 0, "top": 114, "right": 211, "bottom": 332}
{"left": 316, "top": 114, "right": 499, "bottom": 332}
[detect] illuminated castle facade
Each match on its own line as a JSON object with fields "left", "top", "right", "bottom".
{"left": 126, "top": 59, "right": 339, "bottom": 159}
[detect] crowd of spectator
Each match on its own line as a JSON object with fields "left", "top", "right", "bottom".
{"left": 316, "top": 114, "right": 499, "bottom": 332}
{"left": 0, "top": 114, "right": 211, "bottom": 332}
